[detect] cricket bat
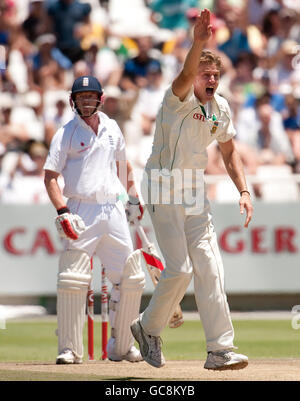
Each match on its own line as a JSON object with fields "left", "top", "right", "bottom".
{"left": 135, "top": 220, "right": 184, "bottom": 329}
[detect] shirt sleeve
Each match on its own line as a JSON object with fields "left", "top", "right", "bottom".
{"left": 43, "top": 127, "right": 68, "bottom": 173}
{"left": 216, "top": 99, "right": 237, "bottom": 143}
{"left": 163, "top": 85, "right": 194, "bottom": 112}
{"left": 113, "top": 122, "right": 126, "bottom": 161}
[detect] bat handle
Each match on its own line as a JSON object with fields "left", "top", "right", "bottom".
{"left": 134, "top": 220, "right": 152, "bottom": 248}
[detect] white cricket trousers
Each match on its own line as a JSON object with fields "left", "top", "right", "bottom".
{"left": 141, "top": 201, "right": 235, "bottom": 352}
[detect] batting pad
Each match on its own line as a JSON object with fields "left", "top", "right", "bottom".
{"left": 113, "top": 250, "right": 145, "bottom": 356}
{"left": 57, "top": 250, "right": 91, "bottom": 359}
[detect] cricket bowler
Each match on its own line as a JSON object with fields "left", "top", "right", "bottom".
{"left": 131, "top": 9, "right": 253, "bottom": 371}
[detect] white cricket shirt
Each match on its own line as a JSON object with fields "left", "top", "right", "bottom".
{"left": 44, "top": 111, "right": 126, "bottom": 203}
{"left": 142, "top": 86, "right": 236, "bottom": 211}
{"left": 145, "top": 86, "right": 236, "bottom": 173}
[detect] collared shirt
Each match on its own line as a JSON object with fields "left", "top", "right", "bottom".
{"left": 44, "top": 112, "right": 126, "bottom": 203}
{"left": 145, "top": 85, "right": 236, "bottom": 173}
{"left": 142, "top": 86, "right": 236, "bottom": 212}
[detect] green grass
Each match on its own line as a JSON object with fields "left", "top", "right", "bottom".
{"left": 164, "top": 319, "right": 300, "bottom": 360}
{"left": 1, "top": 318, "right": 299, "bottom": 363}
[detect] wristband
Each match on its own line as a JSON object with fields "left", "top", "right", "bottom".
{"left": 240, "top": 190, "right": 250, "bottom": 197}
{"left": 57, "top": 206, "right": 70, "bottom": 215}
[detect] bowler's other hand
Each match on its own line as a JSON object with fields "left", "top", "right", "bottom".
{"left": 126, "top": 196, "right": 144, "bottom": 223}
{"left": 239, "top": 193, "right": 253, "bottom": 228}
{"left": 194, "top": 8, "right": 212, "bottom": 43}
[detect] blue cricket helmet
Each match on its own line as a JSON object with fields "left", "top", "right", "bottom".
{"left": 71, "top": 75, "right": 103, "bottom": 98}
{"left": 71, "top": 75, "right": 103, "bottom": 117}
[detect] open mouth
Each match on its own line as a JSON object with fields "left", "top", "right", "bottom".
{"left": 206, "top": 87, "right": 214, "bottom": 96}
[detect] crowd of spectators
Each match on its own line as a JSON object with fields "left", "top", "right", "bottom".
{"left": 0, "top": 0, "right": 299, "bottom": 204}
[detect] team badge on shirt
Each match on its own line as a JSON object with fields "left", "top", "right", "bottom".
{"left": 210, "top": 115, "right": 219, "bottom": 134}
{"left": 200, "top": 105, "right": 219, "bottom": 134}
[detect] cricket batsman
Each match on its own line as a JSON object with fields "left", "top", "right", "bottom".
{"left": 131, "top": 9, "right": 253, "bottom": 370}
{"left": 44, "top": 75, "right": 145, "bottom": 364}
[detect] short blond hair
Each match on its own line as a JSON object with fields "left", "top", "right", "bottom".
{"left": 199, "top": 50, "right": 222, "bottom": 71}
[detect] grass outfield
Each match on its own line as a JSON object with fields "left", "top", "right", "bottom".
{"left": 0, "top": 318, "right": 299, "bottom": 363}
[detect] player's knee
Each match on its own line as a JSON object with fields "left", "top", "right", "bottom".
{"left": 162, "top": 268, "right": 193, "bottom": 286}
{"left": 59, "top": 249, "right": 91, "bottom": 274}
{"left": 58, "top": 250, "right": 91, "bottom": 289}
{"left": 122, "top": 250, "right": 146, "bottom": 290}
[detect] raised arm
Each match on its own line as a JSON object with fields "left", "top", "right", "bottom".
{"left": 172, "top": 8, "right": 212, "bottom": 101}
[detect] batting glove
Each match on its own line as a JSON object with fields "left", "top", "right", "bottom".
{"left": 55, "top": 207, "right": 86, "bottom": 240}
{"left": 126, "top": 196, "right": 144, "bottom": 223}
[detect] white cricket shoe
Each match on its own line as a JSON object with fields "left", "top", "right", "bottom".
{"left": 204, "top": 350, "right": 248, "bottom": 371}
{"left": 130, "top": 316, "right": 165, "bottom": 368}
{"left": 56, "top": 349, "right": 82, "bottom": 365}
{"left": 108, "top": 343, "right": 143, "bottom": 363}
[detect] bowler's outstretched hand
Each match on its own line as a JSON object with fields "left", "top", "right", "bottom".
{"left": 239, "top": 193, "right": 253, "bottom": 228}
{"left": 194, "top": 8, "right": 213, "bottom": 43}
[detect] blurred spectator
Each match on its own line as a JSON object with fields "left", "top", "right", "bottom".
{"left": 102, "top": 85, "right": 138, "bottom": 135}
{"left": 0, "top": 1, "right": 300, "bottom": 203}
{"left": 228, "top": 52, "right": 258, "bottom": 108}
{"left": 0, "top": 90, "right": 46, "bottom": 180}
{"left": 0, "top": 140, "right": 51, "bottom": 204}
{"left": 246, "top": 69, "right": 286, "bottom": 114}
{"left": 84, "top": 41, "right": 123, "bottom": 87}
{"left": 283, "top": 93, "right": 300, "bottom": 131}
{"left": 279, "top": 8, "right": 300, "bottom": 44}
{"left": 22, "top": 0, "right": 50, "bottom": 43}
{"left": 28, "top": 33, "right": 72, "bottom": 90}
{"left": 247, "top": 0, "right": 279, "bottom": 27}
{"left": 261, "top": 8, "right": 283, "bottom": 58}
{"left": 44, "top": 96, "right": 73, "bottom": 145}
{"left": 47, "top": 0, "right": 92, "bottom": 63}
{"left": 269, "top": 39, "right": 300, "bottom": 94}
{"left": 0, "top": 92, "right": 30, "bottom": 155}
{"left": 217, "top": 10, "right": 252, "bottom": 65}
{"left": 283, "top": 92, "right": 300, "bottom": 173}
{"left": 236, "top": 94, "right": 295, "bottom": 166}
{"left": 121, "top": 36, "right": 162, "bottom": 89}
{"left": 261, "top": 8, "right": 300, "bottom": 60}
{"left": 73, "top": 58, "right": 91, "bottom": 78}
{"left": 128, "top": 60, "right": 166, "bottom": 140}
{"left": 125, "top": 60, "right": 167, "bottom": 183}
{"left": 148, "top": 0, "right": 199, "bottom": 32}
